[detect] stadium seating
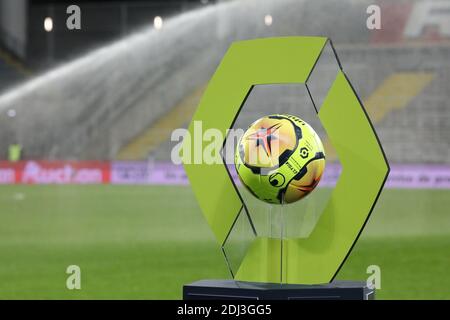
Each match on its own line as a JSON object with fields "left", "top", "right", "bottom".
{"left": 0, "top": 0, "right": 448, "bottom": 165}
{"left": 143, "top": 45, "right": 449, "bottom": 166}
{"left": 0, "top": 49, "right": 27, "bottom": 92}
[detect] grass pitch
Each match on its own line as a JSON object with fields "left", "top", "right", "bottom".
{"left": 0, "top": 185, "right": 449, "bottom": 299}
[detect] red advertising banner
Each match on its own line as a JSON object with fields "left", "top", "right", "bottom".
{"left": 0, "top": 161, "right": 110, "bottom": 184}
{"left": 1, "top": 161, "right": 450, "bottom": 189}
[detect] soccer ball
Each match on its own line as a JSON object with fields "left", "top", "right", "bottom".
{"left": 234, "top": 114, "right": 325, "bottom": 204}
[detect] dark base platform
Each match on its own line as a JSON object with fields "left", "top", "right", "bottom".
{"left": 183, "top": 280, "right": 374, "bottom": 300}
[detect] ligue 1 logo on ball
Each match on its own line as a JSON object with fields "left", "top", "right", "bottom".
{"left": 235, "top": 114, "right": 325, "bottom": 205}
{"left": 183, "top": 37, "right": 389, "bottom": 300}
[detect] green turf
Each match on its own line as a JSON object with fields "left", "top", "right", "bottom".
{"left": 0, "top": 185, "right": 449, "bottom": 299}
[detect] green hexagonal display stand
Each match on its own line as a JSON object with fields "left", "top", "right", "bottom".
{"left": 183, "top": 37, "right": 389, "bottom": 284}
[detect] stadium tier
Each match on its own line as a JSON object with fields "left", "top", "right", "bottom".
{"left": 0, "top": 0, "right": 448, "bottom": 165}
{"left": 140, "top": 46, "right": 449, "bottom": 166}
{"left": 0, "top": 49, "right": 28, "bottom": 92}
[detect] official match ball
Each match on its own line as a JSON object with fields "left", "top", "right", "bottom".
{"left": 235, "top": 114, "right": 325, "bottom": 204}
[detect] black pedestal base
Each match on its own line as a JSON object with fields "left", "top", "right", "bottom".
{"left": 183, "top": 279, "right": 374, "bottom": 300}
